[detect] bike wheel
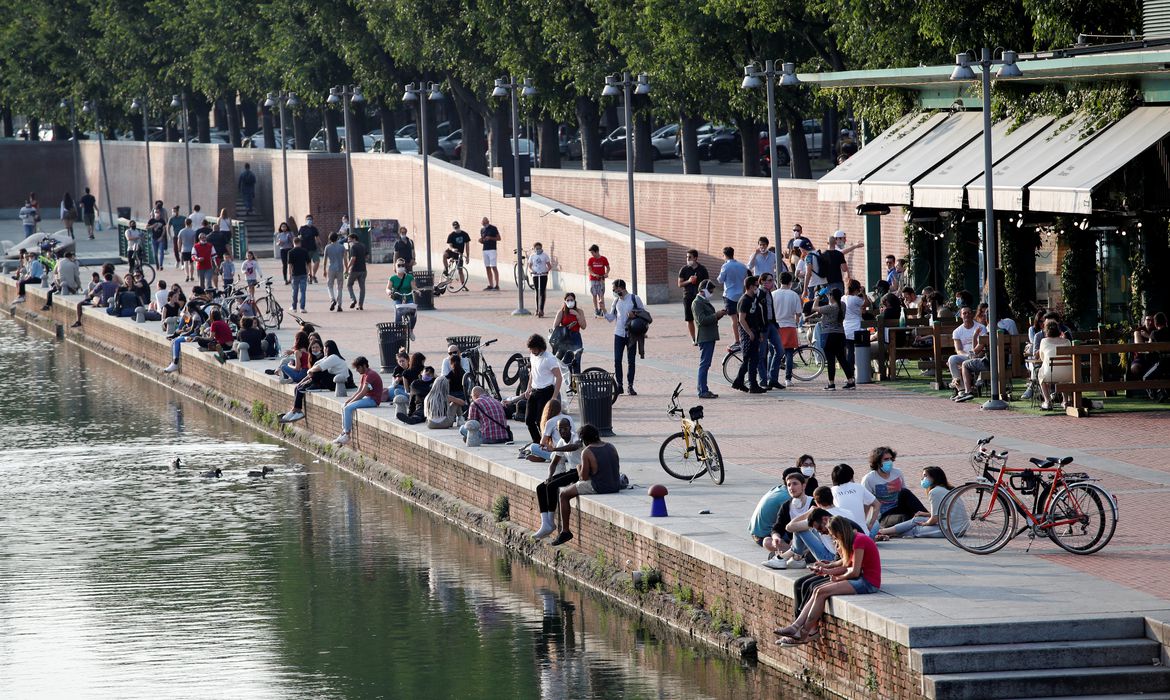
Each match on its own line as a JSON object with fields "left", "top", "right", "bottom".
{"left": 139, "top": 263, "right": 156, "bottom": 285}
{"left": 701, "top": 432, "right": 725, "bottom": 485}
{"left": 582, "top": 366, "right": 619, "bottom": 405}
{"left": 659, "top": 432, "right": 708, "bottom": 481}
{"left": 450, "top": 267, "right": 467, "bottom": 293}
{"left": 503, "top": 353, "right": 526, "bottom": 386}
{"left": 513, "top": 263, "right": 524, "bottom": 291}
{"left": 939, "top": 483, "right": 1015, "bottom": 554}
{"left": 789, "top": 345, "right": 826, "bottom": 381}
{"left": 1047, "top": 482, "right": 1117, "bottom": 555}
{"left": 260, "top": 297, "right": 283, "bottom": 329}
{"left": 479, "top": 369, "right": 502, "bottom": 401}
{"left": 722, "top": 351, "right": 743, "bottom": 384}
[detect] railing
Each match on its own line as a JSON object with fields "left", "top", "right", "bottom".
{"left": 1054, "top": 341, "right": 1170, "bottom": 416}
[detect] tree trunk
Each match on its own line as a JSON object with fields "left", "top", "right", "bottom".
{"left": 191, "top": 95, "right": 211, "bottom": 144}
{"left": 735, "top": 116, "right": 761, "bottom": 177}
{"left": 821, "top": 107, "right": 835, "bottom": 161}
{"left": 130, "top": 116, "right": 145, "bottom": 141}
{"left": 679, "top": 112, "right": 702, "bottom": 175}
{"left": 786, "top": 116, "right": 812, "bottom": 179}
{"left": 601, "top": 102, "right": 619, "bottom": 133}
{"left": 212, "top": 99, "right": 226, "bottom": 132}
{"left": 538, "top": 117, "right": 561, "bottom": 169}
{"left": 225, "top": 95, "right": 241, "bottom": 147}
{"left": 240, "top": 97, "right": 259, "bottom": 136}
{"left": 633, "top": 107, "right": 654, "bottom": 173}
{"left": 165, "top": 120, "right": 179, "bottom": 142}
{"left": 490, "top": 108, "right": 509, "bottom": 172}
{"left": 261, "top": 104, "right": 276, "bottom": 149}
{"left": 28, "top": 117, "right": 40, "bottom": 140}
{"left": 323, "top": 106, "right": 340, "bottom": 153}
{"left": 378, "top": 103, "right": 399, "bottom": 153}
{"left": 53, "top": 123, "right": 71, "bottom": 140}
{"left": 576, "top": 97, "right": 603, "bottom": 171}
{"left": 293, "top": 111, "right": 309, "bottom": 150}
{"left": 1, "top": 108, "right": 12, "bottom": 138}
{"left": 346, "top": 101, "right": 365, "bottom": 153}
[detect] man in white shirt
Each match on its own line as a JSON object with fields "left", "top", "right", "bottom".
{"left": 748, "top": 236, "right": 778, "bottom": 278}
{"left": 188, "top": 204, "right": 206, "bottom": 232}
{"left": 151, "top": 281, "right": 169, "bottom": 312}
{"left": 604, "top": 279, "right": 643, "bottom": 395}
{"left": 949, "top": 306, "right": 987, "bottom": 402}
{"left": 523, "top": 333, "right": 564, "bottom": 444}
{"left": 771, "top": 271, "right": 804, "bottom": 386}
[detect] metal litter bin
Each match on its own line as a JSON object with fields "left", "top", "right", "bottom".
{"left": 854, "top": 330, "right": 873, "bottom": 384}
{"left": 446, "top": 335, "right": 482, "bottom": 372}
{"left": 579, "top": 369, "right": 615, "bottom": 436}
{"left": 414, "top": 270, "right": 434, "bottom": 310}
{"left": 377, "top": 321, "right": 411, "bottom": 372}
{"left": 117, "top": 206, "right": 132, "bottom": 219}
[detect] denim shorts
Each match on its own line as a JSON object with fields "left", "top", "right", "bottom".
{"left": 849, "top": 577, "right": 880, "bottom": 595}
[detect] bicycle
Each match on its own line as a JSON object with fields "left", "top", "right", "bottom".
{"left": 513, "top": 247, "right": 535, "bottom": 291}
{"left": 938, "top": 436, "right": 1117, "bottom": 555}
{"left": 460, "top": 338, "right": 502, "bottom": 400}
{"left": 722, "top": 325, "right": 826, "bottom": 384}
{"left": 220, "top": 277, "right": 284, "bottom": 330}
{"left": 658, "top": 383, "right": 724, "bottom": 485}
{"left": 438, "top": 256, "right": 469, "bottom": 294}
{"left": 554, "top": 348, "right": 619, "bottom": 411}
{"left": 126, "top": 244, "right": 157, "bottom": 285}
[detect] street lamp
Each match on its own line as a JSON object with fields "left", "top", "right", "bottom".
{"left": 601, "top": 72, "right": 650, "bottom": 296}
{"left": 949, "top": 48, "right": 1022, "bottom": 411}
{"left": 82, "top": 100, "right": 115, "bottom": 229}
{"left": 327, "top": 85, "right": 364, "bottom": 233}
{"left": 403, "top": 81, "right": 445, "bottom": 276}
{"left": 59, "top": 98, "right": 81, "bottom": 209}
{"left": 130, "top": 96, "right": 154, "bottom": 211}
{"left": 490, "top": 76, "right": 538, "bottom": 316}
{"left": 263, "top": 91, "right": 300, "bottom": 224}
{"left": 741, "top": 61, "right": 799, "bottom": 251}
{"left": 169, "top": 93, "right": 193, "bottom": 212}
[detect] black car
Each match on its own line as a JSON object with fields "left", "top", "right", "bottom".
{"left": 599, "top": 127, "right": 628, "bottom": 160}
{"left": 696, "top": 126, "right": 740, "bottom": 162}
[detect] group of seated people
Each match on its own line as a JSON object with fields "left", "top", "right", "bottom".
{"left": 748, "top": 446, "right": 959, "bottom": 646}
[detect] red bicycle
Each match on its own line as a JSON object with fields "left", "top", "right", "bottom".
{"left": 938, "top": 437, "right": 1118, "bottom": 555}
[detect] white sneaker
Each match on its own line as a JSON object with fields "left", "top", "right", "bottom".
{"left": 333, "top": 433, "right": 350, "bottom": 445}
{"left": 762, "top": 557, "right": 788, "bottom": 570}
{"left": 786, "top": 557, "right": 807, "bottom": 569}
{"left": 163, "top": 363, "right": 179, "bottom": 373}
{"left": 281, "top": 411, "right": 304, "bottom": 423}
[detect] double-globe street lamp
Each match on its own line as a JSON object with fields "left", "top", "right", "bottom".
{"left": 81, "top": 100, "right": 115, "bottom": 229}
{"left": 402, "top": 81, "right": 445, "bottom": 276}
{"left": 327, "top": 85, "right": 364, "bottom": 231}
{"left": 491, "top": 76, "right": 537, "bottom": 316}
{"left": 601, "top": 72, "right": 650, "bottom": 297}
{"left": 741, "top": 61, "right": 799, "bottom": 251}
{"left": 263, "top": 91, "right": 300, "bottom": 224}
{"left": 58, "top": 98, "right": 81, "bottom": 212}
{"left": 949, "top": 48, "right": 1022, "bottom": 411}
{"left": 169, "top": 93, "right": 194, "bottom": 212}
{"left": 130, "top": 96, "right": 155, "bottom": 211}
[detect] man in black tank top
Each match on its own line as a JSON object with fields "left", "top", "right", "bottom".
{"left": 552, "top": 424, "right": 621, "bottom": 546}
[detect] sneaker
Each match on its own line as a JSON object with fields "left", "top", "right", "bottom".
{"left": 615, "top": 386, "right": 624, "bottom": 396}
{"left": 279, "top": 377, "right": 297, "bottom": 384}
{"left": 955, "top": 392, "right": 976, "bottom": 403}
{"left": 698, "top": 392, "right": 719, "bottom": 399}
{"left": 1040, "top": 401, "right": 1052, "bottom": 410}
{"left": 628, "top": 387, "right": 637, "bottom": 396}
{"left": 333, "top": 433, "right": 350, "bottom": 445}
{"left": 843, "top": 382, "right": 856, "bottom": 390}
{"left": 762, "top": 557, "right": 788, "bottom": 570}
{"left": 329, "top": 300, "right": 336, "bottom": 311}
{"left": 550, "top": 531, "right": 574, "bottom": 546}
{"left": 769, "top": 381, "right": 786, "bottom": 390}
{"left": 163, "top": 362, "right": 179, "bottom": 373}
{"left": 785, "top": 557, "right": 807, "bottom": 569}
{"left": 824, "top": 384, "right": 836, "bottom": 391}
{"left": 13, "top": 295, "right": 25, "bottom": 304}
{"left": 40, "top": 304, "right": 51, "bottom": 311}
{"left": 280, "top": 411, "right": 305, "bottom": 423}
{"left": 265, "top": 369, "right": 278, "bottom": 375}
{"left": 482, "top": 285, "right": 493, "bottom": 291}
{"left": 350, "top": 300, "right": 357, "bottom": 309}
{"left": 336, "top": 307, "right": 343, "bottom": 313}
{"left": 70, "top": 321, "right": 82, "bottom": 328}
{"left": 731, "top": 381, "right": 748, "bottom": 393}
{"left": 749, "top": 385, "right": 767, "bottom": 394}
{"left": 1021, "top": 387, "right": 1035, "bottom": 400}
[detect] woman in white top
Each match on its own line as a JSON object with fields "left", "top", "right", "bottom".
{"left": 877, "top": 466, "right": 956, "bottom": 539}
{"left": 842, "top": 279, "right": 869, "bottom": 370}
{"left": 527, "top": 241, "right": 553, "bottom": 317}
{"left": 524, "top": 398, "right": 575, "bottom": 461}
{"left": 1036, "top": 320, "right": 1073, "bottom": 410}
{"left": 281, "top": 340, "right": 352, "bottom": 422}
{"left": 523, "top": 333, "right": 564, "bottom": 445}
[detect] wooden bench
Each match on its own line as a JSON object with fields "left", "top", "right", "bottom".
{"left": 1053, "top": 341, "right": 1170, "bottom": 416}
{"left": 883, "top": 319, "right": 933, "bottom": 381}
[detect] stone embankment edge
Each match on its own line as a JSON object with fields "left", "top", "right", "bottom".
{"left": 3, "top": 278, "right": 926, "bottom": 700}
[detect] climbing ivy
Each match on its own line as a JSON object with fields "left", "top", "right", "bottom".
{"left": 904, "top": 222, "right": 931, "bottom": 289}
{"left": 946, "top": 225, "right": 977, "bottom": 301}
{"left": 990, "top": 81, "right": 1141, "bottom": 138}
{"left": 1000, "top": 224, "right": 1041, "bottom": 320}
{"left": 1058, "top": 224, "right": 1098, "bottom": 329}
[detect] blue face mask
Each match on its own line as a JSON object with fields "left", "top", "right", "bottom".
{"left": 881, "top": 460, "right": 894, "bottom": 474}
{"left": 920, "top": 478, "right": 933, "bottom": 490}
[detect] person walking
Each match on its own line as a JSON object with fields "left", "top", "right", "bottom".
{"left": 19, "top": 200, "right": 36, "bottom": 238}
{"left": 692, "top": 280, "right": 725, "bottom": 399}
{"left": 287, "top": 235, "right": 310, "bottom": 313}
{"left": 323, "top": 233, "right": 346, "bottom": 312}
{"left": 192, "top": 232, "right": 214, "bottom": 290}
{"left": 168, "top": 205, "right": 185, "bottom": 269}
{"left": 479, "top": 216, "right": 501, "bottom": 290}
{"left": 178, "top": 217, "right": 197, "bottom": 282}
{"left": 346, "top": 231, "right": 368, "bottom": 310}
{"left": 522, "top": 334, "right": 564, "bottom": 444}
{"left": 586, "top": 244, "right": 610, "bottom": 317}
{"left": 552, "top": 293, "right": 587, "bottom": 374}
{"left": 148, "top": 201, "right": 168, "bottom": 269}
{"left": 79, "top": 187, "right": 98, "bottom": 239}
{"left": 717, "top": 247, "right": 749, "bottom": 351}
{"left": 528, "top": 241, "right": 552, "bottom": 317}
{"left": 811, "top": 287, "right": 855, "bottom": 391}
{"left": 275, "top": 221, "right": 294, "bottom": 284}
{"left": 59, "top": 192, "right": 77, "bottom": 238}
{"left": 732, "top": 275, "right": 767, "bottom": 394}
{"left": 238, "top": 163, "right": 257, "bottom": 215}
{"left": 604, "top": 279, "right": 643, "bottom": 396}
{"left": 678, "top": 249, "right": 709, "bottom": 343}
{"left": 299, "top": 215, "right": 321, "bottom": 284}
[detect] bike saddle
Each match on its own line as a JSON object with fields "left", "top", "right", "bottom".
{"left": 1029, "top": 457, "right": 1050, "bottom": 467}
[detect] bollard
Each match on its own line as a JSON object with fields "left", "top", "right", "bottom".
{"left": 393, "top": 392, "right": 409, "bottom": 416}
{"left": 235, "top": 341, "right": 251, "bottom": 362}
{"left": 463, "top": 419, "right": 482, "bottom": 447}
{"left": 334, "top": 374, "right": 348, "bottom": 397}
{"left": 135, "top": 306, "right": 146, "bottom": 323}
{"left": 648, "top": 484, "right": 669, "bottom": 517}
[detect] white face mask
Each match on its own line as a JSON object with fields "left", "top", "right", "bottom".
{"left": 699, "top": 289, "right": 710, "bottom": 299}
{"left": 801, "top": 465, "right": 815, "bottom": 477}
{"left": 565, "top": 300, "right": 576, "bottom": 309}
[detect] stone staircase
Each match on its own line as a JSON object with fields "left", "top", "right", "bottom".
{"left": 911, "top": 617, "right": 1170, "bottom": 700}
{"left": 234, "top": 196, "right": 275, "bottom": 258}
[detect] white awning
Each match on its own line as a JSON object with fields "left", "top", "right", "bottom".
{"left": 1027, "top": 106, "right": 1170, "bottom": 214}
{"left": 817, "top": 112, "right": 948, "bottom": 202}
{"left": 911, "top": 116, "right": 1055, "bottom": 210}
{"left": 859, "top": 112, "right": 985, "bottom": 205}
{"left": 967, "top": 113, "right": 1101, "bottom": 212}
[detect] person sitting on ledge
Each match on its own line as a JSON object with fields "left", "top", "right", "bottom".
{"left": 462, "top": 385, "right": 510, "bottom": 444}
{"left": 105, "top": 281, "right": 140, "bottom": 319}
{"left": 761, "top": 471, "right": 816, "bottom": 570}
{"left": 862, "top": 446, "right": 928, "bottom": 528}
{"left": 333, "top": 356, "right": 382, "bottom": 446}
{"left": 280, "top": 340, "right": 352, "bottom": 422}
{"left": 521, "top": 398, "right": 574, "bottom": 462}
{"left": 424, "top": 375, "right": 465, "bottom": 429}
{"left": 749, "top": 455, "right": 817, "bottom": 547}
{"left": 550, "top": 423, "right": 621, "bottom": 546}
{"left": 268, "top": 331, "right": 310, "bottom": 383}
{"left": 71, "top": 271, "right": 119, "bottom": 327}
{"left": 876, "top": 466, "right": 956, "bottom": 540}
{"left": 229, "top": 316, "right": 268, "bottom": 361}
{"left": 774, "top": 515, "right": 882, "bottom": 646}
{"left": 532, "top": 418, "right": 582, "bottom": 540}
{"left": 164, "top": 308, "right": 233, "bottom": 373}
{"left": 398, "top": 366, "right": 435, "bottom": 424}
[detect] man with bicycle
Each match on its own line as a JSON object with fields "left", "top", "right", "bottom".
{"left": 756, "top": 273, "right": 786, "bottom": 390}
{"left": 731, "top": 275, "right": 767, "bottom": 394}
{"left": 772, "top": 272, "right": 803, "bottom": 387}
{"left": 125, "top": 220, "right": 144, "bottom": 270}
{"left": 445, "top": 221, "right": 470, "bottom": 274}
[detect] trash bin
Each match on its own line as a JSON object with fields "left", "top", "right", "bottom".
{"left": 579, "top": 369, "right": 615, "bottom": 437}
{"left": 377, "top": 321, "right": 411, "bottom": 372}
{"left": 446, "top": 335, "right": 482, "bottom": 372}
{"left": 117, "top": 206, "right": 132, "bottom": 220}
{"left": 854, "top": 330, "right": 873, "bottom": 384}
{"left": 414, "top": 270, "right": 435, "bottom": 311}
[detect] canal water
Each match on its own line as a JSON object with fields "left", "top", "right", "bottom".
{"left": 0, "top": 317, "right": 809, "bottom": 699}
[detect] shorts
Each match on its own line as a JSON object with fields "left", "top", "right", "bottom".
{"left": 848, "top": 577, "right": 880, "bottom": 595}
{"left": 483, "top": 249, "right": 498, "bottom": 267}
{"left": 83, "top": 212, "right": 95, "bottom": 226}
{"left": 779, "top": 327, "right": 800, "bottom": 349}
{"left": 683, "top": 294, "right": 697, "bottom": 322}
{"left": 590, "top": 280, "right": 604, "bottom": 297}
{"left": 724, "top": 299, "right": 739, "bottom": 316}
{"left": 577, "top": 480, "right": 597, "bottom": 495}
{"left": 309, "top": 251, "right": 321, "bottom": 263}
{"left": 181, "top": 251, "right": 193, "bottom": 262}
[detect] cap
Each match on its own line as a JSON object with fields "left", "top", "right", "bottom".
{"left": 798, "top": 239, "right": 814, "bottom": 251}
{"left": 832, "top": 230, "right": 847, "bottom": 238}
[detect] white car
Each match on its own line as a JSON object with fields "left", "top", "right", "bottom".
{"left": 310, "top": 127, "right": 378, "bottom": 152}
{"left": 486, "top": 138, "right": 537, "bottom": 168}
{"left": 371, "top": 136, "right": 419, "bottom": 153}
{"left": 650, "top": 123, "right": 679, "bottom": 158}
{"left": 773, "top": 119, "right": 823, "bottom": 166}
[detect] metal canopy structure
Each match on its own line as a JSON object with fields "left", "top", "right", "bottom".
{"left": 860, "top": 111, "right": 984, "bottom": 205}
{"left": 816, "top": 112, "right": 947, "bottom": 202}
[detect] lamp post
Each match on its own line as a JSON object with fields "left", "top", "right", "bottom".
{"left": 741, "top": 61, "right": 799, "bottom": 250}
{"left": 491, "top": 76, "right": 537, "bottom": 316}
{"left": 601, "top": 72, "right": 650, "bottom": 296}
{"left": 130, "top": 96, "right": 154, "bottom": 211}
{"left": 59, "top": 98, "right": 81, "bottom": 208}
{"left": 328, "top": 86, "right": 364, "bottom": 231}
{"left": 263, "top": 91, "right": 299, "bottom": 224}
{"left": 169, "top": 93, "right": 193, "bottom": 212}
{"left": 403, "top": 81, "right": 445, "bottom": 276}
{"left": 82, "top": 100, "right": 115, "bottom": 229}
{"left": 949, "top": 48, "right": 1022, "bottom": 411}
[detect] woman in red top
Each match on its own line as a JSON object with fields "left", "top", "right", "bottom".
{"left": 269, "top": 331, "right": 311, "bottom": 383}
{"left": 552, "top": 292, "right": 587, "bottom": 373}
{"left": 775, "top": 515, "right": 881, "bottom": 645}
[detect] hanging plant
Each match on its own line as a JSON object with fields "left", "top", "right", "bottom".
{"left": 1000, "top": 224, "right": 1041, "bottom": 320}
{"left": 990, "top": 81, "right": 1141, "bottom": 138}
{"left": 1128, "top": 226, "right": 1149, "bottom": 326}
{"left": 904, "top": 222, "right": 930, "bottom": 288}
{"left": 1058, "top": 224, "right": 1097, "bottom": 329}
{"left": 946, "top": 224, "right": 977, "bottom": 302}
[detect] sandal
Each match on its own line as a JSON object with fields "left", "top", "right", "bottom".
{"left": 774, "top": 622, "right": 802, "bottom": 637}
{"left": 777, "top": 634, "right": 810, "bottom": 646}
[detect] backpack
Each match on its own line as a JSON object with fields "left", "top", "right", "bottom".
{"left": 806, "top": 251, "right": 822, "bottom": 278}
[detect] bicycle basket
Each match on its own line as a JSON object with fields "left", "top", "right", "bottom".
{"left": 688, "top": 405, "right": 704, "bottom": 421}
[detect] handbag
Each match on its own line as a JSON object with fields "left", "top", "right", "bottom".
{"left": 549, "top": 324, "right": 569, "bottom": 349}
{"left": 472, "top": 400, "right": 514, "bottom": 442}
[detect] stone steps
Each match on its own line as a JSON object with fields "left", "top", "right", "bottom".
{"left": 924, "top": 666, "right": 1170, "bottom": 700}
{"left": 234, "top": 197, "right": 274, "bottom": 258}
{"left": 906, "top": 616, "right": 1145, "bottom": 648}
{"left": 912, "top": 638, "right": 1161, "bottom": 674}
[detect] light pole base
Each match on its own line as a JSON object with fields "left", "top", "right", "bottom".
{"left": 511, "top": 308, "right": 531, "bottom": 316}
{"left": 981, "top": 398, "right": 1010, "bottom": 411}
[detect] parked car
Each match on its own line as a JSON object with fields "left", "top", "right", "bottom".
{"left": 674, "top": 122, "right": 720, "bottom": 157}
{"left": 437, "top": 129, "right": 462, "bottom": 158}
{"left": 395, "top": 121, "right": 455, "bottom": 141}
{"left": 310, "top": 127, "right": 378, "bottom": 152}
{"left": 696, "top": 125, "right": 740, "bottom": 162}
{"left": 650, "top": 123, "right": 678, "bottom": 158}
{"left": 371, "top": 136, "right": 419, "bottom": 153}
{"left": 486, "top": 138, "right": 537, "bottom": 168}
{"left": 559, "top": 125, "right": 581, "bottom": 159}
{"left": 772, "top": 119, "right": 824, "bottom": 166}
{"left": 600, "top": 127, "right": 627, "bottom": 159}
{"left": 243, "top": 130, "right": 290, "bottom": 149}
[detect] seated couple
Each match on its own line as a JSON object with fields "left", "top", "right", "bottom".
{"left": 528, "top": 423, "right": 621, "bottom": 547}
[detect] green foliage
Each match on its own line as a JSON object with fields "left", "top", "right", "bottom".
{"left": 490, "top": 494, "right": 509, "bottom": 522}
{"left": 251, "top": 400, "right": 268, "bottom": 421}
{"left": 991, "top": 82, "right": 1141, "bottom": 138}
{"left": 402, "top": 476, "right": 414, "bottom": 492}
{"left": 824, "top": 87, "right": 916, "bottom": 135}
{"left": 946, "top": 226, "right": 976, "bottom": 301}
{"left": 591, "top": 548, "right": 608, "bottom": 577}
{"left": 904, "top": 222, "right": 931, "bottom": 288}
{"left": 1000, "top": 224, "right": 1041, "bottom": 320}
{"left": 1059, "top": 224, "right": 1098, "bottom": 328}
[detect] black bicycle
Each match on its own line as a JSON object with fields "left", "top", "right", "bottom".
{"left": 461, "top": 339, "right": 502, "bottom": 400}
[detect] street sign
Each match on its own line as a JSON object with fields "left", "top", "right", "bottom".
{"left": 501, "top": 156, "right": 532, "bottom": 198}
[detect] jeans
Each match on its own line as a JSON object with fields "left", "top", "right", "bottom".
{"left": 342, "top": 396, "right": 377, "bottom": 432}
{"left": 528, "top": 443, "right": 552, "bottom": 460}
{"left": 348, "top": 269, "right": 367, "bottom": 306}
{"left": 890, "top": 515, "right": 944, "bottom": 539}
{"left": 761, "top": 323, "right": 783, "bottom": 384}
{"left": 198, "top": 268, "right": 214, "bottom": 289}
{"left": 242, "top": 189, "right": 254, "bottom": 212}
{"left": 152, "top": 238, "right": 168, "bottom": 268}
{"left": 291, "top": 275, "right": 307, "bottom": 310}
{"left": 697, "top": 340, "right": 715, "bottom": 395}
{"left": 23, "top": 223, "right": 34, "bottom": 237}
{"left": 533, "top": 274, "right": 548, "bottom": 313}
{"left": 613, "top": 335, "right": 636, "bottom": 389}
{"left": 735, "top": 333, "right": 762, "bottom": 387}
{"left": 792, "top": 529, "right": 834, "bottom": 561}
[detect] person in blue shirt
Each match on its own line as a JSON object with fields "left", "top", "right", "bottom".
{"left": 749, "top": 456, "right": 819, "bottom": 545}
{"left": 717, "top": 246, "right": 749, "bottom": 351}
{"left": 13, "top": 251, "right": 45, "bottom": 302}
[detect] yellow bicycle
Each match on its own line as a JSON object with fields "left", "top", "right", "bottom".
{"left": 659, "top": 383, "right": 725, "bottom": 484}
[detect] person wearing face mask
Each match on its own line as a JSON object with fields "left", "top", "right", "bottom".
{"left": 552, "top": 293, "right": 587, "bottom": 373}
{"left": 440, "top": 343, "right": 473, "bottom": 402}
{"left": 393, "top": 226, "right": 415, "bottom": 272}
{"left": 522, "top": 334, "right": 564, "bottom": 444}
{"left": 861, "top": 446, "right": 928, "bottom": 527}
{"left": 604, "top": 279, "right": 646, "bottom": 395}
{"left": 831, "top": 229, "right": 863, "bottom": 256}
{"left": 748, "top": 456, "right": 819, "bottom": 546}
{"left": 748, "top": 236, "right": 779, "bottom": 279}
{"left": 691, "top": 279, "right": 726, "bottom": 399}
{"left": 756, "top": 273, "right": 786, "bottom": 389}
{"left": 527, "top": 242, "right": 552, "bottom": 317}
{"left": 678, "top": 248, "right": 710, "bottom": 343}
{"left": 386, "top": 258, "right": 418, "bottom": 335}
{"left": 398, "top": 365, "right": 436, "bottom": 424}
{"left": 298, "top": 214, "right": 321, "bottom": 284}
{"left": 876, "top": 467, "right": 958, "bottom": 540}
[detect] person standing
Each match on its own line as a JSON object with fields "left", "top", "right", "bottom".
{"left": 192, "top": 232, "right": 215, "bottom": 290}
{"left": 831, "top": 229, "right": 864, "bottom": 256}
{"left": 796, "top": 239, "right": 827, "bottom": 297}
{"left": 323, "top": 232, "right": 347, "bottom": 312}
{"left": 242, "top": 250, "right": 261, "bottom": 297}
{"left": 298, "top": 215, "right": 321, "bottom": 284}
{"left": 528, "top": 242, "right": 552, "bottom": 317}
{"left": 346, "top": 231, "right": 368, "bottom": 310}
{"left": 691, "top": 280, "right": 725, "bottom": 399}
{"left": 275, "top": 221, "right": 294, "bottom": 284}
{"left": 811, "top": 287, "right": 855, "bottom": 391}
{"left": 60, "top": 192, "right": 77, "bottom": 238}
{"left": 168, "top": 205, "right": 185, "bottom": 269}
{"left": 552, "top": 293, "right": 587, "bottom": 373}
{"left": 817, "top": 235, "right": 850, "bottom": 295}
{"left": 604, "top": 279, "right": 642, "bottom": 395}
{"left": 393, "top": 226, "right": 415, "bottom": 272}
{"left": 479, "top": 216, "right": 501, "bottom": 290}
{"left": 188, "top": 204, "right": 206, "bottom": 232}
{"left": 178, "top": 218, "right": 197, "bottom": 282}
{"left": 678, "top": 248, "right": 709, "bottom": 343}
{"left": 748, "top": 236, "right": 778, "bottom": 279}
{"left": 238, "top": 163, "right": 257, "bottom": 215}
{"left": 523, "top": 334, "right": 564, "bottom": 444}
{"left": 717, "top": 247, "right": 749, "bottom": 351}
{"left": 757, "top": 273, "right": 786, "bottom": 389}
{"left": 842, "top": 279, "right": 869, "bottom": 371}
{"left": 79, "top": 187, "right": 98, "bottom": 239}
{"left": 19, "top": 200, "right": 36, "bottom": 238}
{"left": 732, "top": 275, "right": 767, "bottom": 393}
{"left": 333, "top": 356, "right": 382, "bottom": 446}
{"left": 287, "top": 235, "right": 310, "bottom": 313}
{"left": 586, "top": 244, "right": 610, "bottom": 317}
{"left": 772, "top": 271, "right": 803, "bottom": 387}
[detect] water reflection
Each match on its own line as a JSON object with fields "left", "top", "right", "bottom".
{"left": 0, "top": 317, "right": 809, "bottom": 699}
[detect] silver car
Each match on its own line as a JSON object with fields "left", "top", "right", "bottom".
{"left": 651, "top": 123, "right": 679, "bottom": 158}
